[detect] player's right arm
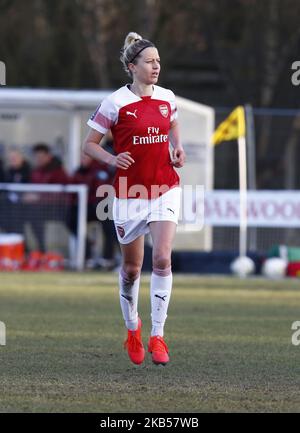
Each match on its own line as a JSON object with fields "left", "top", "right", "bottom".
{"left": 83, "top": 128, "right": 135, "bottom": 170}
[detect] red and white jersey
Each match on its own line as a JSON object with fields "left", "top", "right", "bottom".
{"left": 87, "top": 84, "right": 180, "bottom": 199}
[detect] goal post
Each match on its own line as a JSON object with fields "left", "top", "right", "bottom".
{"left": 172, "top": 96, "right": 215, "bottom": 251}
{"left": 0, "top": 183, "right": 88, "bottom": 270}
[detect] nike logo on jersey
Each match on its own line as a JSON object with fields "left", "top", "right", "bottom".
{"left": 167, "top": 208, "right": 175, "bottom": 214}
{"left": 126, "top": 109, "right": 138, "bottom": 119}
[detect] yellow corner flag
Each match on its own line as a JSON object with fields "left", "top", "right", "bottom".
{"left": 212, "top": 106, "right": 245, "bottom": 145}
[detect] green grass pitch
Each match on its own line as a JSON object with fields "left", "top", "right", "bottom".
{"left": 0, "top": 272, "right": 300, "bottom": 413}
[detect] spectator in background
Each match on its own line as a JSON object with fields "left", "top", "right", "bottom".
{"left": 5, "top": 149, "right": 31, "bottom": 183}
{"left": 30, "top": 143, "right": 69, "bottom": 184}
{"left": 3, "top": 149, "right": 31, "bottom": 235}
{"left": 70, "top": 150, "right": 119, "bottom": 269}
{"left": 26, "top": 143, "right": 70, "bottom": 252}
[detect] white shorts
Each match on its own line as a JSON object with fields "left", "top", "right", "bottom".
{"left": 113, "top": 187, "right": 182, "bottom": 244}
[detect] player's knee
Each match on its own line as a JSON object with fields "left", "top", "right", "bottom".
{"left": 153, "top": 254, "right": 171, "bottom": 271}
{"left": 122, "top": 263, "right": 141, "bottom": 280}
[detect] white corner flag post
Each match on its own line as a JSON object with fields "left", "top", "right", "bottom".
{"left": 238, "top": 133, "right": 247, "bottom": 258}
{"left": 212, "top": 106, "right": 248, "bottom": 258}
{"left": 236, "top": 106, "right": 247, "bottom": 258}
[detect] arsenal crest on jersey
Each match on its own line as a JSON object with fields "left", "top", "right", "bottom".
{"left": 159, "top": 104, "right": 169, "bottom": 118}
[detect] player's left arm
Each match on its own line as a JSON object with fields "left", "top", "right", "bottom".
{"left": 169, "top": 120, "right": 186, "bottom": 168}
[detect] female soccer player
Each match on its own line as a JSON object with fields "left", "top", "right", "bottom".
{"left": 83, "top": 32, "right": 185, "bottom": 366}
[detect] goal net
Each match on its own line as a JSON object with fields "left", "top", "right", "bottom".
{"left": 0, "top": 183, "right": 87, "bottom": 270}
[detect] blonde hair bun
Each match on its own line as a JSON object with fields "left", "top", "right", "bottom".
{"left": 123, "top": 32, "right": 143, "bottom": 51}
{"left": 120, "top": 32, "right": 155, "bottom": 77}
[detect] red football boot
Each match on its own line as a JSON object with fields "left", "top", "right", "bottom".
{"left": 124, "top": 317, "right": 145, "bottom": 365}
{"left": 148, "top": 335, "right": 170, "bottom": 366}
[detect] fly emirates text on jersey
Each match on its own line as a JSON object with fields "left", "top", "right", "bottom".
{"left": 132, "top": 127, "right": 168, "bottom": 145}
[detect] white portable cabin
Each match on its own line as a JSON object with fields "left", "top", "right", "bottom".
{"left": 0, "top": 87, "right": 214, "bottom": 251}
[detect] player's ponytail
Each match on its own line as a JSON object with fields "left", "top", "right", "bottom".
{"left": 120, "top": 32, "right": 155, "bottom": 77}
{"left": 123, "top": 32, "right": 143, "bottom": 50}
